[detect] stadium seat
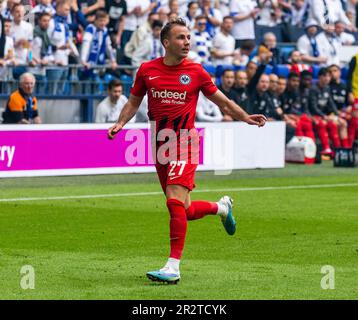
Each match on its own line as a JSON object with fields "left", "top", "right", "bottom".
{"left": 341, "top": 66, "right": 349, "bottom": 81}
{"left": 264, "top": 65, "right": 274, "bottom": 75}
{"left": 120, "top": 74, "right": 134, "bottom": 97}
{"left": 311, "top": 65, "right": 320, "bottom": 79}
{"left": 273, "top": 64, "right": 290, "bottom": 78}
{"left": 202, "top": 64, "right": 216, "bottom": 76}
{"left": 278, "top": 44, "right": 295, "bottom": 63}
{"left": 255, "top": 25, "right": 283, "bottom": 44}
{"left": 215, "top": 64, "right": 235, "bottom": 78}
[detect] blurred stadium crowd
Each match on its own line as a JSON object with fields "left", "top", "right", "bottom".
{"left": 0, "top": 0, "right": 358, "bottom": 152}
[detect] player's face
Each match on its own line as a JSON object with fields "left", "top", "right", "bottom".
{"left": 288, "top": 77, "right": 300, "bottom": 90}
{"left": 269, "top": 75, "right": 279, "bottom": 92}
{"left": 277, "top": 79, "right": 287, "bottom": 94}
{"left": 319, "top": 73, "right": 331, "bottom": 86}
{"left": 235, "top": 71, "right": 248, "bottom": 87}
{"left": 257, "top": 75, "right": 270, "bottom": 92}
{"left": 166, "top": 25, "right": 191, "bottom": 59}
{"left": 301, "top": 76, "right": 312, "bottom": 88}
{"left": 329, "top": 67, "right": 341, "bottom": 81}
{"left": 109, "top": 85, "right": 123, "bottom": 102}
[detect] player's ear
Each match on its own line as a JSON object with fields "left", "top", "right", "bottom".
{"left": 162, "top": 38, "right": 169, "bottom": 49}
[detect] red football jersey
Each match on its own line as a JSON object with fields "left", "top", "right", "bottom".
{"left": 130, "top": 57, "right": 218, "bottom": 134}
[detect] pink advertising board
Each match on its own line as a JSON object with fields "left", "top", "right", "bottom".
{"left": 0, "top": 124, "right": 204, "bottom": 177}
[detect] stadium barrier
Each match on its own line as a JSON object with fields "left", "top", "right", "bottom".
{"left": 0, "top": 122, "right": 286, "bottom": 178}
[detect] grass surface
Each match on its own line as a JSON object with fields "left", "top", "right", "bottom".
{"left": 0, "top": 162, "right": 357, "bottom": 300}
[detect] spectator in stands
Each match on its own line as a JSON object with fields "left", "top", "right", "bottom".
{"left": 261, "top": 32, "right": 283, "bottom": 66}
{"left": 80, "top": 9, "right": 117, "bottom": 90}
{"left": 47, "top": 0, "right": 75, "bottom": 94}
{"left": 1, "top": 0, "right": 19, "bottom": 20}
{"left": 297, "top": 21, "right": 329, "bottom": 66}
{"left": 306, "top": 0, "right": 353, "bottom": 30}
{"left": 334, "top": 20, "right": 356, "bottom": 45}
{"left": 288, "top": 50, "right": 312, "bottom": 74}
{"left": 196, "top": 75, "right": 224, "bottom": 122}
{"left": 67, "top": 0, "right": 88, "bottom": 46}
{"left": 184, "top": 1, "right": 199, "bottom": 30}
{"left": 211, "top": 16, "right": 235, "bottom": 67}
{"left": 256, "top": 0, "right": 283, "bottom": 27}
{"left": 169, "top": 0, "right": 180, "bottom": 15}
{"left": 31, "top": 0, "right": 56, "bottom": 17}
{"left": 95, "top": 79, "right": 132, "bottom": 123}
{"left": 190, "top": 15, "right": 213, "bottom": 64}
{"left": 0, "top": 18, "right": 15, "bottom": 82}
{"left": 157, "top": 7, "right": 169, "bottom": 25}
{"left": 230, "top": 0, "right": 260, "bottom": 48}
{"left": 233, "top": 39, "right": 256, "bottom": 67}
{"left": 122, "top": 0, "right": 157, "bottom": 53}
{"left": 10, "top": 3, "right": 33, "bottom": 78}
{"left": 124, "top": 12, "right": 159, "bottom": 66}
{"left": 197, "top": 0, "right": 223, "bottom": 37}
{"left": 105, "top": 0, "right": 127, "bottom": 48}
{"left": 78, "top": 0, "right": 105, "bottom": 24}
{"left": 320, "top": 24, "right": 342, "bottom": 66}
{"left": 2, "top": 72, "right": 41, "bottom": 124}
{"left": 135, "top": 94, "right": 149, "bottom": 123}
{"left": 31, "top": 12, "right": 54, "bottom": 93}
{"left": 234, "top": 70, "right": 250, "bottom": 113}
{"left": 168, "top": 11, "right": 179, "bottom": 21}
{"left": 290, "top": 0, "right": 309, "bottom": 28}
{"left": 131, "top": 20, "right": 163, "bottom": 67}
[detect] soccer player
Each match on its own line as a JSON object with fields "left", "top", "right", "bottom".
{"left": 108, "top": 18, "right": 267, "bottom": 284}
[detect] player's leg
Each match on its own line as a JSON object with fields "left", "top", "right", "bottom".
{"left": 313, "top": 116, "right": 332, "bottom": 155}
{"left": 326, "top": 119, "right": 341, "bottom": 149}
{"left": 337, "top": 117, "right": 349, "bottom": 148}
{"left": 184, "top": 193, "right": 236, "bottom": 235}
{"left": 147, "top": 184, "right": 188, "bottom": 284}
{"left": 300, "top": 114, "right": 315, "bottom": 140}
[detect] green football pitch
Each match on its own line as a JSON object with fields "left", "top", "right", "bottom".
{"left": 0, "top": 162, "right": 357, "bottom": 300}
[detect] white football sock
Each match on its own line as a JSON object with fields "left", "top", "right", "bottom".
{"left": 164, "top": 258, "right": 180, "bottom": 273}
{"left": 216, "top": 202, "right": 228, "bottom": 216}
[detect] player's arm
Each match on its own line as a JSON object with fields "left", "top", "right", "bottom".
{"left": 207, "top": 90, "right": 267, "bottom": 126}
{"left": 107, "top": 94, "right": 143, "bottom": 139}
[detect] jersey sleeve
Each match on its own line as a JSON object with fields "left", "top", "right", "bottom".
{"left": 130, "top": 64, "right": 147, "bottom": 97}
{"left": 199, "top": 66, "right": 218, "bottom": 97}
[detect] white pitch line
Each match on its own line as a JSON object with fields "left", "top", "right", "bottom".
{"left": 0, "top": 182, "right": 358, "bottom": 203}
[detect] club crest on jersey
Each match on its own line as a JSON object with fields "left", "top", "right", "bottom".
{"left": 179, "top": 74, "right": 191, "bottom": 85}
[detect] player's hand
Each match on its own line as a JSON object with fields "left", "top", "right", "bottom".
{"left": 244, "top": 114, "right": 267, "bottom": 127}
{"left": 108, "top": 123, "right": 123, "bottom": 140}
